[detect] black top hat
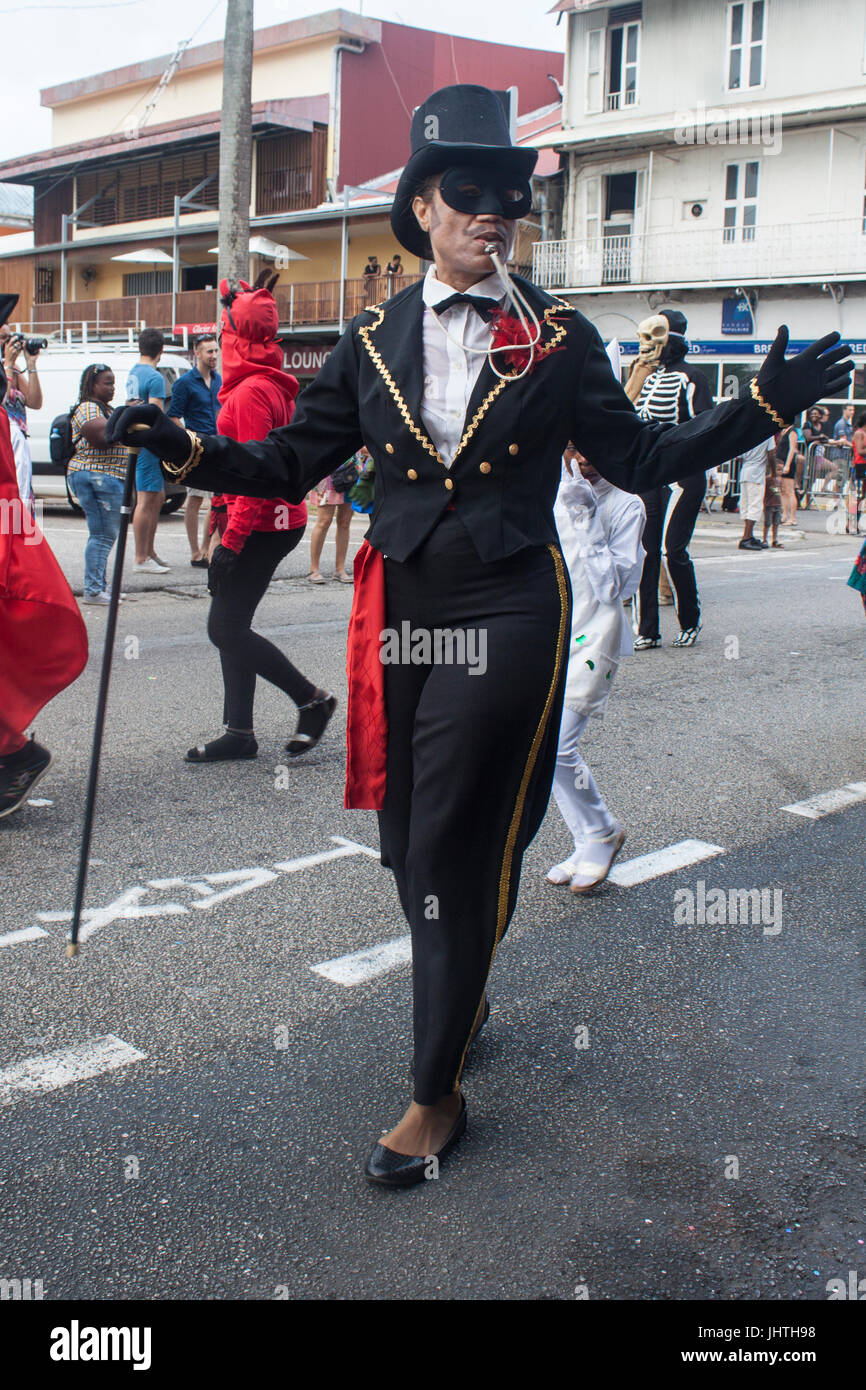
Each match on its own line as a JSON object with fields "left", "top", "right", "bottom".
{"left": 390, "top": 84, "right": 538, "bottom": 262}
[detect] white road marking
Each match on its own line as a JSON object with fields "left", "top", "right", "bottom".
{"left": 148, "top": 868, "right": 278, "bottom": 909}
{"left": 311, "top": 935, "right": 411, "bottom": 986}
{"left": 781, "top": 783, "right": 866, "bottom": 820}
{"left": 0, "top": 926, "right": 50, "bottom": 948}
{"left": 26, "top": 798, "right": 53, "bottom": 807}
{"left": 38, "top": 887, "right": 190, "bottom": 941}
{"left": 608, "top": 839, "right": 725, "bottom": 887}
{"left": 0, "top": 1035, "right": 145, "bottom": 1105}
{"left": 273, "top": 836, "right": 379, "bottom": 873}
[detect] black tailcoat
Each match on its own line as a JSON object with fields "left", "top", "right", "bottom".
{"left": 187, "top": 276, "right": 774, "bottom": 560}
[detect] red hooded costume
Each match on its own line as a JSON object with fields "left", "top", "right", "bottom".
{"left": 215, "top": 277, "right": 306, "bottom": 551}
{"left": 214, "top": 278, "right": 387, "bottom": 809}
{"left": 0, "top": 410, "right": 88, "bottom": 752}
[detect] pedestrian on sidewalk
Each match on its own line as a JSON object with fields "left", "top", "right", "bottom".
{"left": 762, "top": 445, "right": 783, "bottom": 548}
{"left": 126, "top": 328, "right": 169, "bottom": 575}
{"left": 185, "top": 272, "right": 334, "bottom": 764}
{"left": 775, "top": 422, "right": 800, "bottom": 526}
{"left": 168, "top": 333, "right": 222, "bottom": 568}
{"left": 67, "top": 364, "right": 131, "bottom": 605}
{"left": 307, "top": 448, "right": 366, "bottom": 584}
{"left": 547, "top": 444, "right": 645, "bottom": 893}
{"left": 738, "top": 436, "right": 774, "bottom": 550}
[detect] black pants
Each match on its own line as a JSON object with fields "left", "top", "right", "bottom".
{"left": 207, "top": 528, "right": 318, "bottom": 729}
{"left": 377, "top": 512, "right": 570, "bottom": 1105}
{"left": 637, "top": 473, "right": 706, "bottom": 638}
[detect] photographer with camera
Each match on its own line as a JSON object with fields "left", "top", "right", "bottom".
{"left": 0, "top": 325, "right": 45, "bottom": 504}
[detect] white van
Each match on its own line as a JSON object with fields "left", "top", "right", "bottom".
{"left": 27, "top": 344, "right": 194, "bottom": 511}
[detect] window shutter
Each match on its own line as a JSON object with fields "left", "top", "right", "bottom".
{"left": 586, "top": 27, "right": 604, "bottom": 113}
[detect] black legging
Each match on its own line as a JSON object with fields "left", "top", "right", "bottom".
{"left": 207, "top": 527, "right": 318, "bottom": 730}
{"left": 637, "top": 473, "right": 707, "bottom": 638}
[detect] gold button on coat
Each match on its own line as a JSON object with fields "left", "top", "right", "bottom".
{"left": 407, "top": 468, "right": 418, "bottom": 480}
{"left": 385, "top": 442, "right": 395, "bottom": 454}
{"left": 509, "top": 443, "right": 519, "bottom": 456}
{"left": 479, "top": 461, "right": 492, "bottom": 474}
{"left": 444, "top": 478, "right": 454, "bottom": 490}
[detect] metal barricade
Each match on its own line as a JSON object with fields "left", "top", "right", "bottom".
{"left": 802, "top": 439, "right": 864, "bottom": 532}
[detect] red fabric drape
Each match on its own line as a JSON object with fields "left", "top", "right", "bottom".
{"left": 0, "top": 411, "right": 88, "bottom": 746}
{"left": 343, "top": 538, "right": 388, "bottom": 810}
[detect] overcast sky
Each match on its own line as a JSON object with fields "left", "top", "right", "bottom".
{"left": 5, "top": 0, "right": 565, "bottom": 161}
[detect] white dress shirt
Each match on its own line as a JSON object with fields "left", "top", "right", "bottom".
{"left": 420, "top": 265, "right": 506, "bottom": 467}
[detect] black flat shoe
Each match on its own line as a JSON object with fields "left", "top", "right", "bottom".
{"left": 364, "top": 1097, "right": 467, "bottom": 1187}
{"left": 185, "top": 732, "right": 258, "bottom": 763}
{"left": 286, "top": 692, "right": 336, "bottom": 757}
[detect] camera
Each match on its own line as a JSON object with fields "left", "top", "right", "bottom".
{"left": 5, "top": 334, "right": 47, "bottom": 356}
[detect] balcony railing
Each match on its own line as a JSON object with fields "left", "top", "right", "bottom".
{"left": 28, "top": 275, "right": 424, "bottom": 337}
{"left": 533, "top": 218, "right": 866, "bottom": 291}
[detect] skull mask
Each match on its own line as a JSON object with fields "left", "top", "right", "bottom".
{"left": 637, "top": 314, "right": 669, "bottom": 366}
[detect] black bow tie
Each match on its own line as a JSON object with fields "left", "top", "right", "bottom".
{"left": 432, "top": 292, "right": 501, "bottom": 322}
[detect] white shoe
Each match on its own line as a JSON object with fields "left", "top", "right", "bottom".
{"left": 100, "top": 590, "right": 127, "bottom": 602}
{"left": 81, "top": 591, "right": 111, "bottom": 605}
{"left": 133, "top": 558, "right": 169, "bottom": 574}
{"left": 546, "top": 851, "right": 583, "bottom": 885}
{"left": 569, "top": 825, "right": 626, "bottom": 894}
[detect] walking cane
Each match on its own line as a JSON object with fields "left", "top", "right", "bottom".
{"left": 66, "top": 425, "right": 149, "bottom": 957}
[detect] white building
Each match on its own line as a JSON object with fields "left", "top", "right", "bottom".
{"left": 533, "top": 0, "right": 866, "bottom": 408}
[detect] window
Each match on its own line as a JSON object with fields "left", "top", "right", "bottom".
{"left": 586, "top": 6, "right": 641, "bottom": 114}
{"left": 723, "top": 160, "right": 759, "bottom": 241}
{"left": 727, "top": 1, "right": 765, "bottom": 90}
{"left": 122, "top": 270, "right": 171, "bottom": 296}
{"left": 35, "top": 266, "right": 55, "bottom": 305}
{"left": 606, "top": 21, "right": 640, "bottom": 109}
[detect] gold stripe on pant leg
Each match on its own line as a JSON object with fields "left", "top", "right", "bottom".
{"left": 452, "top": 542, "right": 570, "bottom": 1091}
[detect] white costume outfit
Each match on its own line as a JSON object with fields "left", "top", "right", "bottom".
{"left": 551, "top": 465, "right": 646, "bottom": 851}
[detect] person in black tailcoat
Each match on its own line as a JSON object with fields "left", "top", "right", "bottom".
{"left": 108, "top": 85, "right": 852, "bottom": 1187}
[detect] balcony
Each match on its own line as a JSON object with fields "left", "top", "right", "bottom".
{"left": 27, "top": 275, "right": 424, "bottom": 337}
{"left": 533, "top": 218, "right": 866, "bottom": 292}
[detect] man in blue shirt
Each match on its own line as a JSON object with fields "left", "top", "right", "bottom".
{"left": 168, "top": 334, "right": 222, "bottom": 566}
{"left": 833, "top": 403, "right": 854, "bottom": 444}
{"left": 126, "top": 328, "right": 169, "bottom": 573}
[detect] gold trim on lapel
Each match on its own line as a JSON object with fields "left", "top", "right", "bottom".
{"left": 358, "top": 303, "right": 445, "bottom": 465}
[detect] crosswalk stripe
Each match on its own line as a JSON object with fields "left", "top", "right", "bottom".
{"left": 608, "top": 839, "right": 725, "bottom": 887}
{"left": 0, "top": 1035, "right": 145, "bottom": 1105}
{"left": 781, "top": 783, "right": 866, "bottom": 820}
{"left": 311, "top": 935, "right": 412, "bottom": 986}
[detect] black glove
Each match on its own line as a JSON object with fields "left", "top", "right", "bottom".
{"left": 756, "top": 327, "right": 853, "bottom": 422}
{"left": 105, "top": 404, "right": 192, "bottom": 465}
{"left": 207, "top": 542, "right": 241, "bottom": 595}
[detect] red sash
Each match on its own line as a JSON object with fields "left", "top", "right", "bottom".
{"left": 343, "top": 538, "right": 388, "bottom": 809}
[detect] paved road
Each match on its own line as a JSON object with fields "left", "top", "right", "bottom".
{"left": 1, "top": 504, "right": 864, "bottom": 1300}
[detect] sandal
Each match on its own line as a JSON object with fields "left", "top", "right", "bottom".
{"left": 285, "top": 692, "right": 337, "bottom": 757}
{"left": 185, "top": 732, "right": 258, "bottom": 763}
{"left": 307, "top": 572, "right": 326, "bottom": 585}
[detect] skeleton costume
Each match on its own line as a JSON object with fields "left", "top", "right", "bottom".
{"left": 632, "top": 310, "right": 714, "bottom": 647}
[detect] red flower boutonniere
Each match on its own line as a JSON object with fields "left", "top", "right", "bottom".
{"left": 490, "top": 310, "right": 567, "bottom": 378}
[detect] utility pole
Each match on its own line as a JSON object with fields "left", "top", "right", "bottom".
{"left": 218, "top": 0, "right": 254, "bottom": 292}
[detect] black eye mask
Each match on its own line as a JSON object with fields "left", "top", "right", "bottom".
{"left": 438, "top": 164, "right": 532, "bottom": 220}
